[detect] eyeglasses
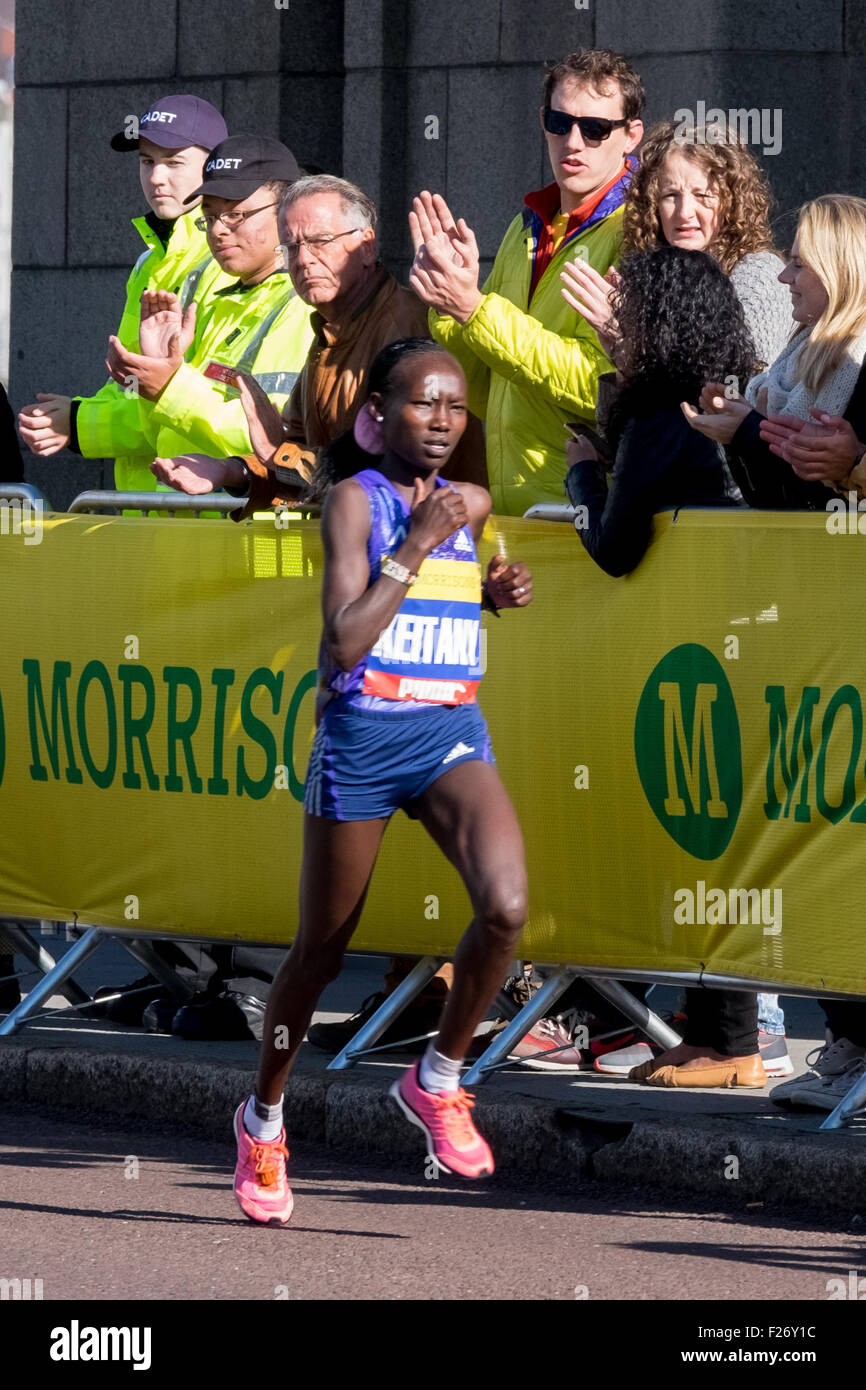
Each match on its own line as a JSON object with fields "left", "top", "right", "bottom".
{"left": 281, "top": 228, "right": 363, "bottom": 260}
{"left": 543, "top": 107, "right": 630, "bottom": 141}
{"left": 195, "top": 202, "right": 279, "bottom": 232}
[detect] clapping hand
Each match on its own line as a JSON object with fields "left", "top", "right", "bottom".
{"left": 138, "top": 290, "right": 196, "bottom": 361}
{"left": 18, "top": 394, "right": 72, "bottom": 455}
{"left": 150, "top": 453, "right": 246, "bottom": 494}
{"left": 681, "top": 382, "right": 751, "bottom": 445}
{"left": 760, "top": 409, "right": 863, "bottom": 483}
{"left": 560, "top": 259, "right": 621, "bottom": 362}
{"left": 409, "top": 191, "right": 483, "bottom": 323}
{"left": 234, "top": 371, "right": 285, "bottom": 468}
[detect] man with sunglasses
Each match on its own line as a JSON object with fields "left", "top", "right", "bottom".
{"left": 410, "top": 48, "right": 644, "bottom": 515}
{"left": 104, "top": 134, "right": 313, "bottom": 472}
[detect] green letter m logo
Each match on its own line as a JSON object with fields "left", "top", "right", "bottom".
{"left": 659, "top": 681, "right": 727, "bottom": 819}
{"left": 635, "top": 645, "right": 742, "bottom": 860}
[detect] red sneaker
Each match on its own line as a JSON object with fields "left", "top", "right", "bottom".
{"left": 509, "top": 1017, "right": 589, "bottom": 1070}
{"left": 232, "top": 1102, "right": 293, "bottom": 1226}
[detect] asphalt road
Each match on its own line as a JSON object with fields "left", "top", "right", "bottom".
{"left": 1, "top": 1102, "right": 864, "bottom": 1306}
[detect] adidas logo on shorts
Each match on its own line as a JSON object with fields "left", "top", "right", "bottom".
{"left": 454, "top": 531, "right": 473, "bottom": 552}
{"left": 443, "top": 741, "right": 475, "bottom": 764}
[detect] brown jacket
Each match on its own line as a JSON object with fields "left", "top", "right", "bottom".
{"left": 233, "top": 264, "right": 487, "bottom": 518}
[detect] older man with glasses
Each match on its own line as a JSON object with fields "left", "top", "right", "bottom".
{"left": 152, "top": 173, "right": 486, "bottom": 508}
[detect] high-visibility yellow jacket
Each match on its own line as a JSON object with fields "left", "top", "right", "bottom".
{"left": 141, "top": 268, "right": 314, "bottom": 462}
{"left": 430, "top": 195, "right": 625, "bottom": 516}
{"left": 73, "top": 209, "right": 229, "bottom": 492}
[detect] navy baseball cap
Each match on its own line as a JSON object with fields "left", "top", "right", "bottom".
{"left": 111, "top": 95, "right": 228, "bottom": 153}
{"left": 184, "top": 134, "right": 300, "bottom": 203}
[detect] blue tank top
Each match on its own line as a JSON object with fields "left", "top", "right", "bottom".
{"left": 320, "top": 469, "right": 483, "bottom": 707}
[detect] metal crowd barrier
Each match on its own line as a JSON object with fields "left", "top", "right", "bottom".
{"left": 68, "top": 489, "right": 241, "bottom": 516}
{"left": 0, "top": 481, "right": 52, "bottom": 509}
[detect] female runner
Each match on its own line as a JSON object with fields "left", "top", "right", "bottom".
{"left": 233, "top": 338, "right": 533, "bottom": 1224}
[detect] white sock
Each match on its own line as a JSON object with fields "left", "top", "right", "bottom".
{"left": 243, "top": 1093, "right": 283, "bottom": 1142}
{"left": 418, "top": 1043, "right": 463, "bottom": 1094}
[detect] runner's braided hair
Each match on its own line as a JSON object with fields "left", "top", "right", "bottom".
{"left": 304, "top": 337, "right": 452, "bottom": 503}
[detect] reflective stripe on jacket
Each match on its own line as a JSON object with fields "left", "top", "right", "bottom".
{"left": 143, "top": 268, "right": 314, "bottom": 462}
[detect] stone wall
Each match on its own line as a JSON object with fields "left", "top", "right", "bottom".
{"left": 11, "top": 0, "right": 865, "bottom": 505}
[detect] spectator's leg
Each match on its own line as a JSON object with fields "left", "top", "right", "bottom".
{"left": 712, "top": 990, "right": 759, "bottom": 1058}
{"left": 0, "top": 926, "right": 20, "bottom": 1011}
{"left": 820, "top": 1000, "right": 866, "bottom": 1049}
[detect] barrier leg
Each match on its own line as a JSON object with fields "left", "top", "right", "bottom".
{"left": 327, "top": 955, "right": 446, "bottom": 1070}
{"left": 819, "top": 1068, "right": 866, "bottom": 1131}
{"left": 0, "top": 927, "right": 105, "bottom": 1036}
{"left": 0, "top": 921, "right": 91, "bottom": 1006}
{"left": 461, "top": 966, "right": 580, "bottom": 1087}
{"left": 588, "top": 976, "right": 682, "bottom": 1050}
{"left": 121, "top": 938, "right": 196, "bottom": 1001}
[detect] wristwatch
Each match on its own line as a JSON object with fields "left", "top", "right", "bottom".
{"left": 380, "top": 555, "right": 418, "bottom": 587}
{"left": 837, "top": 444, "right": 866, "bottom": 496}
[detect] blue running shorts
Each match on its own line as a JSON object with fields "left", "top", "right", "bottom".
{"left": 303, "top": 699, "right": 495, "bottom": 821}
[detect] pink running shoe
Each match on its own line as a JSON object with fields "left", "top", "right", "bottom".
{"left": 232, "top": 1101, "right": 293, "bottom": 1226}
{"left": 390, "top": 1061, "right": 494, "bottom": 1178}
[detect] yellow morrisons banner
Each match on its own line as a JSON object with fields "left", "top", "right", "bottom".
{"left": 1, "top": 507, "right": 865, "bottom": 997}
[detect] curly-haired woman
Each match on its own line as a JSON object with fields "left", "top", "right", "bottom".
{"left": 565, "top": 245, "right": 755, "bottom": 575}
{"left": 561, "top": 119, "right": 791, "bottom": 373}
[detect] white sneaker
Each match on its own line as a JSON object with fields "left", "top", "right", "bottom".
{"left": 772, "top": 1037, "right": 866, "bottom": 1107}
{"left": 774, "top": 1057, "right": 866, "bottom": 1113}
{"left": 594, "top": 1040, "right": 660, "bottom": 1075}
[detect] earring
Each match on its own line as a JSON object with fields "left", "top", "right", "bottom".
{"left": 353, "top": 402, "right": 386, "bottom": 454}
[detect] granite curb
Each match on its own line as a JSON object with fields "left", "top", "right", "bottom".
{"left": 2, "top": 1038, "right": 865, "bottom": 1214}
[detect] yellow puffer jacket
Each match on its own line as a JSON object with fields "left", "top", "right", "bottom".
{"left": 431, "top": 200, "right": 624, "bottom": 515}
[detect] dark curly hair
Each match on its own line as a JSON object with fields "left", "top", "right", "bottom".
{"left": 607, "top": 246, "right": 757, "bottom": 445}
{"left": 622, "top": 120, "right": 777, "bottom": 274}
{"left": 304, "top": 337, "right": 451, "bottom": 503}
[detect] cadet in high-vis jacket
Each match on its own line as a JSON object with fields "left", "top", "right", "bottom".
{"left": 18, "top": 94, "right": 232, "bottom": 492}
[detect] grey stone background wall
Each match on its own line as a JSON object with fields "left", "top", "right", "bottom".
{"left": 10, "top": 0, "right": 866, "bottom": 507}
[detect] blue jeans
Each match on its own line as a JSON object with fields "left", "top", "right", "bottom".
{"left": 757, "top": 993, "right": 784, "bottom": 1036}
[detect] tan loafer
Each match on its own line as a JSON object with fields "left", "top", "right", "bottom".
{"left": 628, "top": 1053, "right": 766, "bottom": 1088}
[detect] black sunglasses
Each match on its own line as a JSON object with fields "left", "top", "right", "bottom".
{"left": 543, "top": 106, "right": 630, "bottom": 141}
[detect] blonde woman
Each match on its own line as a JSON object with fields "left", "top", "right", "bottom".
{"left": 561, "top": 119, "right": 791, "bottom": 371}
{"left": 683, "top": 194, "right": 866, "bottom": 510}
{"left": 683, "top": 194, "right": 866, "bottom": 1111}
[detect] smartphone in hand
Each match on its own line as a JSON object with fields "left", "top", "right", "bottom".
{"left": 566, "top": 420, "right": 613, "bottom": 466}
